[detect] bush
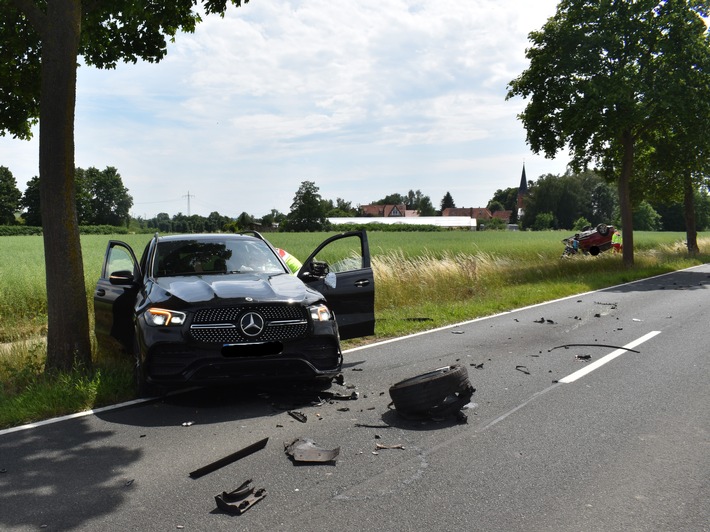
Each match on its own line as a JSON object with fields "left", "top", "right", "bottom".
{"left": 0, "top": 225, "right": 129, "bottom": 236}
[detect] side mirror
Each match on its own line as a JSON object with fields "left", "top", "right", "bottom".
{"left": 109, "top": 270, "right": 135, "bottom": 285}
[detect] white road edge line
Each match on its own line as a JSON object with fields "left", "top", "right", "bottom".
{"left": 558, "top": 330, "right": 661, "bottom": 384}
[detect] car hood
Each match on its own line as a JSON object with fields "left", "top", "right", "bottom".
{"left": 147, "top": 272, "right": 322, "bottom": 307}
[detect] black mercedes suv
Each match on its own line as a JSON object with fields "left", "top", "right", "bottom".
{"left": 94, "top": 230, "right": 375, "bottom": 395}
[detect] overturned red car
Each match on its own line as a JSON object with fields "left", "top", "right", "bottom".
{"left": 562, "top": 223, "right": 615, "bottom": 257}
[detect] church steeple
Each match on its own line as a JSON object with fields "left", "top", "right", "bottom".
{"left": 517, "top": 163, "right": 528, "bottom": 216}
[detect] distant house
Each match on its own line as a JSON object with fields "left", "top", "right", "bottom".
{"left": 359, "top": 204, "right": 418, "bottom": 217}
{"left": 442, "top": 207, "right": 511, "bottom": 226}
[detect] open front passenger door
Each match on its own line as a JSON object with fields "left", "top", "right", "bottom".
{"left": 297, "top": 230, "right": 375, "bottom": 340}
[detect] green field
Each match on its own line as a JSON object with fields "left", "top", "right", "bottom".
{"left": 0, "top": 229, "right": 703, "bottom": 343}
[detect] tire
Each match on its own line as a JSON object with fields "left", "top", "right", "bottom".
{"left": 596, "top": 223, "right": 609, "bottom": 236}
{"left": 133, "top": 336, "right": 163, "bottom": 398}
{"left": 589, "top": 246, "right": 600, "bottom": 256}
{"left": 389, "top": 365, "right": 472, "bottom": 416}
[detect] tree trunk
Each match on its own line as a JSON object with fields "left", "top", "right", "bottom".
{"left": 39, "top": 1, "right": 92, "bottom": 373}
{"left": 682, "top": 170, "right": 699, "bottom": 255}
{"left": 619, "top": 130, "right": 635, "bottom": 267}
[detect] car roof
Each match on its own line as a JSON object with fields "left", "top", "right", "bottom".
{"left": 155, "top": 233, "right": 260, "bottom": 243}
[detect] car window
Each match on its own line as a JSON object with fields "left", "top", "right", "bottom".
{"left": 311, "top": 237, "right": 364, "bottom": 273}
{"left": 106, "top": 245, "right": 136, "bottom": 278}
{"left": 153, "top": 239, "right": 286, "bottom": 277}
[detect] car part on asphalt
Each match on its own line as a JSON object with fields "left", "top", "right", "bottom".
{"left": 288, "top": 411, "right": 308, "bottom": 423}
{"left": 189, "top": 437, "right": 269, "bottom": 479}
{"left": 549, "top": 343, "right": 640, "bottom": 353}
{"left": 215, "top": 479, "right": 267, "bottom": 515}
{"left": 285, "top": 438, "right": 340, "bottom": 462}
{"left": 388, "top": 364, "right": 475, "bottom": 422}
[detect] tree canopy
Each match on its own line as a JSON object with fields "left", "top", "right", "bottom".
{"left": 507, "top": 0, "right": 710, "bottom": 265}
{"left": 1, "top": 0, "right": 249, "bottom": 372}
{"left": 0, "top": 166, "right": 21, "bottom": 224}
{"left": 284, "top": 180, "right": 328, "bottom": 232}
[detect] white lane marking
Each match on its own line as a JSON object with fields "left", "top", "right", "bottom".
{"left": 0, "top": 398, "right": 155, "bottom": 437}
{"left": 559, "top": 331, "right": 661, "bottom": 384}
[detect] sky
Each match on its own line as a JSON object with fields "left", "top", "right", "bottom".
{"left": 0, "top": 0, "right": 571, "bottom": 219}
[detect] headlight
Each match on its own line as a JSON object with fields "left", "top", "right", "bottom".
{"left": 308, "top": 304, "right": 332, "bottom": 322}
{"left": 145, "top": 308, "right": 186, "bottom": 327}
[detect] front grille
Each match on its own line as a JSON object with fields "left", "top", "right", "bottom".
{"left": 190, "top": 304, "right": 309, "bottom": 344}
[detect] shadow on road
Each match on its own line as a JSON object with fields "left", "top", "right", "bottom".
{"left": 0, "top": 419, "right": 141, "bottom": 530}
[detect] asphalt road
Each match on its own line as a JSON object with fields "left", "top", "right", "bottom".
{"left": 1, "top": 265, "right": 708, "bottom": 532}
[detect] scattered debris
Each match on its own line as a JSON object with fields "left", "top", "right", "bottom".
{"left": 320, "top": 391, "right": 358, "bottom": 401}
{"left": 124, "top": 479, "right": 134, "bottom": 487}
{"left": 288, "top": 411, "right": 308, "bottom": 423}
{"left": 515, "top": 365, "right": 530, "bottom": 375}
{"left": 452, "top": 330, "right": 465, "bottom": 334}
{"left": 215, "top": 479, "right": 267, "bottom": 515}
{"left": 549, "top": 343, "right": 640, "bottom": 353}
{"left": 181, "top": 421, "right": 194, "bottom": 427}
{"left": 285, "top": 438, "right": 340, "bottom": 463}
{"left": 189, "top": 438, "right": 269, "bottom": 479}
{"left": 470, "top": 363, "right": 484, "bottom": 369}
{"left": 534, "top": 317, "right": 545, "bottom": 323}
{"left": 575, "top": 354, "right": 592, "bottom": 361}
{"left": 375, "top": 443, "right": 405, "bottom": 450}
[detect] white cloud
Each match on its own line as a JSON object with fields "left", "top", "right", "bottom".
{"left": 0, "top": 0, "right": 566, "bottom": 218}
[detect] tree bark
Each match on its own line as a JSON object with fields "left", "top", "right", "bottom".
{"left": 682, "top": 170, "right": 699, "bottom": 255}
{"left": 39, "top": 1, "right": 92, "bottom": 372}
{"left": 619, "top": 129, "right": 635, "bottom": 267}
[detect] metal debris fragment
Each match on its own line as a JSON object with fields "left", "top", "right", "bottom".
{"left": 284, "top": 438, "right": 340, "bottom": 463}
{"left": 215, "top": 480, "right": 267, "bottom": 515}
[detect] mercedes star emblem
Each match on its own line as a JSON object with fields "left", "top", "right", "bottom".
{"left": 240, "top": 312, "right": 265, "bottom": 337}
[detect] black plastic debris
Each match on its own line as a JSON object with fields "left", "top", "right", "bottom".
{"left": 549, "top": 343, "right": 639, "bottom": 353}
{"left": 285, "top": 438, "right": 340, "bottom": 463}
{"left": 575, "top": 354, "right": 592, "bottom": 361}
{"left": 288, "top": 411, "right": 308, "bottom": 423}
{"left": 515, "top": 365, "right": 530, "bottom": 375}
{"left": 215, "top": 479, "right": 266, "bottom": 515}
{"left": 189, "top": 438, "right": 269, "bottom": 479}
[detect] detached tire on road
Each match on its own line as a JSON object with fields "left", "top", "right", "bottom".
{"left": 389, "top": 365, "right": 474, "bottom": 418}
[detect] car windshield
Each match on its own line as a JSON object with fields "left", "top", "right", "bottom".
{"left": 153, "top": 239, "right": 287, "bottom": 277}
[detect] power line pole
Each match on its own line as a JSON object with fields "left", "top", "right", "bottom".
{"left": 183, "top": 191, "right": 195, "bottom": 216}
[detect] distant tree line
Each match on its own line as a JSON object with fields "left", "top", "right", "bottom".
{"left": 1, "top": 166, "right": 707, "bottom": 234}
